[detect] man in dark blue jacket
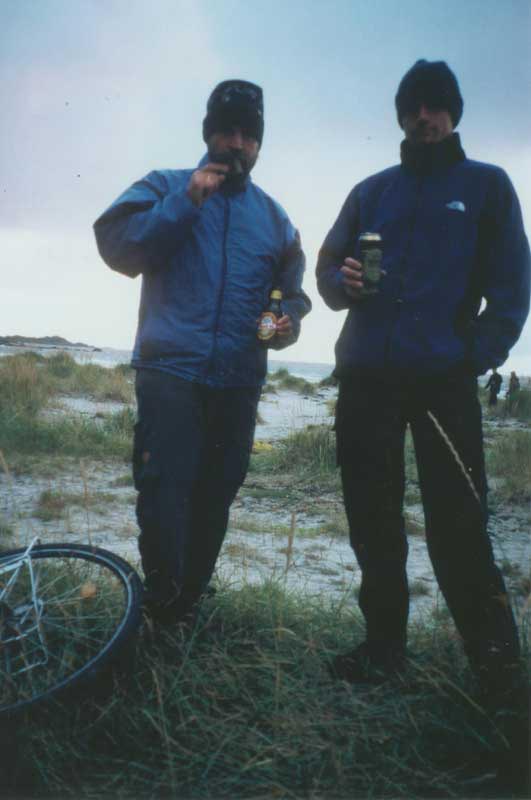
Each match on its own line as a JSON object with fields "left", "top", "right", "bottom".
{"left": 94, "top": 80, "right": 311, "bottom": 624}
{"left": 317, "top": 60, "right": 529, "bottom": 786}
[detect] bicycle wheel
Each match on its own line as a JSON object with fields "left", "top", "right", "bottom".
{"left": 0, "top": 543, "right": 143, "bottom": 714}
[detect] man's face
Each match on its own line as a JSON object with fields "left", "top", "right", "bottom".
{"left": 207, "top": 126, "right": 260, "bottom": 187}
{"left": 401, "top": 104, "right": 454, "bottom": 145}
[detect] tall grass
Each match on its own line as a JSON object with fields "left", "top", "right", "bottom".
{"left": 487, "top": 429, "right": 531, "bottom": 501}
{"left": 7, "top": 580, "right": 529, "bottom": 799}
{"left": 252, "top": 423, "right": 336, "bottom": 476}
{"left": 0, "top": 409, "right": 134, "bottom": 460}
{"left": 481, "top": 385, "right": 531, "bottom": 423}
{"left": 46, "top": 352, "right": 134, "bottom": 402}
{"left": 0, "top": 354, "right": 134, "bottom": 461}
{"left": 0, "top": 354, "right": 53, "bottom": 416}
{"left": 268, "top": 368, "right": 316, "bottom": 396}
{"left": 504, "top": 387, "right": 531, "bottom": 422}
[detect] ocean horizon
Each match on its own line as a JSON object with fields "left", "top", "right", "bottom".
{"left": 0, "top": 342, "right": 335, "bottom": 384}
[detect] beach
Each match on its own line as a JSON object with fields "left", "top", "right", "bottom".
{"left": 1, "top": 344, "right": 529, "bottom": 622}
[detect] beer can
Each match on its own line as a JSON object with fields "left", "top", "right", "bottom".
{"left": 359, "top": 232, "right": 383, "bottom": 296}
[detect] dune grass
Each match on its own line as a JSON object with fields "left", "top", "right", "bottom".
{"left": 6, "top": 579, "right": 529, "bottom": 799}
{"left": 0, "top": 353, "right": 54, "bottom": 417}
{"left": 481, "top": 385, "right": 531, "bottom": 423}
{"left": 504, "top": 387, "right": 531, "bottom": 422}
{"left": 487, "top": 429, "right": 531, "bottom": 501}
{"left": 1, "top": 357, "right": 529, "bottom": 797}
{"left": 250, "top": 423, "right": 337, "bottom": 479}
{"left": 0, "top": 408, "right": 134, "bottom": 460}
{"left": 268, "top": 367, "right": 317, "bottom": 396}
{"left": 45, "top": 352, "right": 134, "bottom": 402}
{"left": 0, "top": 351, "right": 133, "bottom": 407}
{"left": 34, "top": 488, "right": 120, "bottom": 520}
{"left": 0, "top": 354, "right": 135, "bottom": 461}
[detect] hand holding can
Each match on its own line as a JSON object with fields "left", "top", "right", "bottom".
{"left": 340, "top": 258, "right": 364, "bottom": 299}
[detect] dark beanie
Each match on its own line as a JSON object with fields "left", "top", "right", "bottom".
{"left": 203, "top": 80, "right": 264, "bottom": 146}
{"left": 395, "top": 60, "right": 463, "bottom": 127}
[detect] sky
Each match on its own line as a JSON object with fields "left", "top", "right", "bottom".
{"left": 2, "top": 0, "right": 531, "bottom": 373}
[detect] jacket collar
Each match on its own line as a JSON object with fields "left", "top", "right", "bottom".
{"left": 400, "top": 132, "right": 466, "bottom": 174}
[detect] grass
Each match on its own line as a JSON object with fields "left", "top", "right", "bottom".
{"left": 1, "top": 354, "right": 529, "bottom": 797}
{"left": 504, "top": 387, "right": 531, "bottom": 421}
{"left": 6, "top": 579, "right": 529, "bottom": 799}
{"left": 109, "top": 473, "right": 134, "bottom": 487}
{"left": 268, "top": 367, "right": 317, "bottom": 396}
{"left": 0, "top": 410, "right": 133, "bottom": 460}
{"left": 45, "top": 352, "right": 134, "bottom": 403}
{"left": 1, "top": 351, "right": 134, "bottom": 405}
{"left": 0, "top": 353, "right": 135, "bottom": 462}
{"left": 252, "top": 423, "right": 336, "bottom": 477}
{"left": 34, "top": 489, "right": 121, "bottom": 521}
{"left": 486, "top": 429, "right": 531, "bottom": 501}
{"left": 0, "top": 515, "right": 15, "bottom": 540}
{"left": 481, "top": 385, "right": 531, "bottom": 422}
{"left": 0, "top": 353, "right": 53, "bottom": 417}
{"left": 319, "top": 372, "right": 338, "bottom": 387}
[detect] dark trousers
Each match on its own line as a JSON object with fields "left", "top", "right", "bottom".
{"left": 336, "top": 372, "right": 520, "bottom": 680}
{"left": 133, "top": 368, "right": 260, "bottom": 615}
{"left": 488, "top": 387, "right": 499, "bottom": 406}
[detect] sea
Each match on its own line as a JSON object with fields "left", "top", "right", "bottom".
{"left": 0, "top": 343, "right": 335, "bottom": 385}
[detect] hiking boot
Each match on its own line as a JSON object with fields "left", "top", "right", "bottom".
{"left": 329, "top": 641, "right": 408, "bottom": 684}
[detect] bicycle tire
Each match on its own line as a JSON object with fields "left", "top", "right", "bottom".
{"left": 0, "top": 543, "right": 143, "bottom": 715}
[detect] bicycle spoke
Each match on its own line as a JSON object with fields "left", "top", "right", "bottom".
{"left": 0, "top": 545, "right": 142, "bottom": 712}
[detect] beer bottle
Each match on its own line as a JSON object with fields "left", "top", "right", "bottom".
{"left": 257, "top": 288, "right": 282, "bottom": 341}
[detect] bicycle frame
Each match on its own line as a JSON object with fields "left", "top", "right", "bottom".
{"left": 0, "top": 537, "right": 48, "bottom": 676}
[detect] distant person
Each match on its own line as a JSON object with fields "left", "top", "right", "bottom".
{"left": 485, "top": 367, "right": 503, "bottom": 406}
{"left": 508, "top": 370, "right": 520, "bottom": 398}
{"left": 94, "top": 80, "right": 311, "bottom": 625}
{"left": 316, "top": 60, "right": 530, "bottom": 790}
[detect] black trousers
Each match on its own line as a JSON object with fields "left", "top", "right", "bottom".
{"left": 133, "top": 368, "right": 260, "bottom": 615}
{"left": 336, "top": 372, "right": 520, "bottom": 678}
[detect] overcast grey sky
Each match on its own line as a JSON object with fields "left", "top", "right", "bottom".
{"left": 2, "top": 0, "right": 530, "bottom": 372}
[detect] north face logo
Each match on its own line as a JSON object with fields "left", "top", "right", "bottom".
{"left": 446, "top": 200, "right": 466, "bottom": 212}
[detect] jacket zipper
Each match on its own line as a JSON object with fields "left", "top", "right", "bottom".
{"left": 385, "top": 175, "right": 423, "bottom": 365}
{"left": 206, "top": 196, "right": 231, "bottom": 380}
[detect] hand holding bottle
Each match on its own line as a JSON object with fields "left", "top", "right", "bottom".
{"left": 257, "top": 289, "right": 292, "bottom": 340}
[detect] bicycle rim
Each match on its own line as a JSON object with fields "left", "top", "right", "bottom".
{"left": 0, "top": 544, "right": 143, "bottom": 714}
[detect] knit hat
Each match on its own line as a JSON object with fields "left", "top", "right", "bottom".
{"left": 203, "top": 80, "right": 264, "bottom": 146}
{"left": 395, "top": 60, "right": 463, "bottom": 128}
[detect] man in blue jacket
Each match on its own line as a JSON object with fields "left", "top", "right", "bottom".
{"left": 317, "top": 60, "right": 529, "bottom": 786}
{"left": 94, "top": 80, "right": 311, "bottom": 624}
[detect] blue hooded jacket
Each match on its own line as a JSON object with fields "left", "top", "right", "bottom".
{"left": 94, "top": 158, "right": 311, "bottom": 387}
{"left": 316, "top": 134, "right": 530, "bottom": 377}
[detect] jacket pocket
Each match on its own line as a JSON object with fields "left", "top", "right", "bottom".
{"left": 132, "top": 421, "right": 160, "bottom": 491}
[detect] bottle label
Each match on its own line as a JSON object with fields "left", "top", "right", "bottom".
{"left": 257, "top": 312, "right": 277, "bottom": 340}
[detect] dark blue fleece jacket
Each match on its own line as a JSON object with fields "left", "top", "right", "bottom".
{"left": 94, "top": 158, "right": 311, "bottom": 387}
{"left": 316, "top": 134, "right": 530, "bottom": 377}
